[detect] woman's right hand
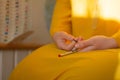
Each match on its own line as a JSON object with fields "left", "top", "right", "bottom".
{"left": 53, "top": 31, "right": 76, "bottom": 51}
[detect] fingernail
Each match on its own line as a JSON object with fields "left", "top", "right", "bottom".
{"left": 75, "top": 44, "right": 79, "bottom": 48}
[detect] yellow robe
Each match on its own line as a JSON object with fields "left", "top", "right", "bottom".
{"left": 9, "top": 0, "right": 120, "bottom": 80}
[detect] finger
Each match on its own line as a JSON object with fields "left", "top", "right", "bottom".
{"left": 56, "top": 38, "right": 68, "bottom": 49}
{"left": 79, "top": 46, "right": 96, "bottom": 52}
{"left": 75, "top": 42, "right": 84, "bottom": 49}
{"left": 75, "top": 40, "right": 92, "bottom": 49}
{"left": 75, "top": 37, "right": 83, "bottom": 42}
{"left": 64, "top": 40, "right": 76, "bottom": 51}
{"left": 63, "top": 33, "right": 75, "bottom": 41}
{"left": 56, "top": 40, "right": 66, "bottom": 49}
{"left": 77, "top": 37, "right": 84, "bottom": 42}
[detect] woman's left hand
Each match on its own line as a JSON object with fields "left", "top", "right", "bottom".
{"left": 75, "top": 36, "right": 118, "bottom": 52}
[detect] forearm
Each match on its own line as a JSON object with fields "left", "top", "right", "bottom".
{"left": 50, "top": 0, "right": 72, "bottom": 36}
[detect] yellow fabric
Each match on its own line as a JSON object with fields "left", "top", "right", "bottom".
{"left": 50, "top": 0, "right": 72, "bottom": 35}
{"left": 9, "top": 0, "right": 120, "bottom": 80}
{"left": 9, "top": 44, "right": 119, "bottom": 80}
{"left": 115, "top": 53, "right": 120, "bottom": 80}
{"left": 50, "top": 0, "right": 120, "bottom": 42}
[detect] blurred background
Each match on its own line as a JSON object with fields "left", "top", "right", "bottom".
{"left": 0, "top": 0, "right": 56, "bottom": 80}
{"left": 23, "top": 0, "right": 55, "bottom": 45}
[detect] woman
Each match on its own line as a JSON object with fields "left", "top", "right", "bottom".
{"left": 9, "top": 0, "right": 120, "bottom": 80}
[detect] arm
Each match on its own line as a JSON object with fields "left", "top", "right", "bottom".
{"left": 50, "top": 0, "right": 76, "bottom": 51}
{"left": 50, "top": 0, "right": 72, "bottom": 36}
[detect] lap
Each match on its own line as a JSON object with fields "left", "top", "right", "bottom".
{"left": 9, "top": 43, "right": 120, "bottom": 80}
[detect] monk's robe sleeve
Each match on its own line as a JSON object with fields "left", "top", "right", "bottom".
{"left": 112, "top": 30, "right": 120, "bottom": 47}
{"left": 50, "top": 0, "right": 72, "bottom": 36}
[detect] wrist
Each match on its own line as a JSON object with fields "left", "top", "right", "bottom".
{"left": 109, "top": 37, "right": 118, "bottom": 48}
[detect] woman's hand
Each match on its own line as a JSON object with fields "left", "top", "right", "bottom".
{"left": 53, "top": 31, "right": 76, "bottom": 51}
{"left": 75, "top": 36, "right": 118, "bottom": 52}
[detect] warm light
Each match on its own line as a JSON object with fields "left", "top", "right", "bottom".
{"left": 98, "top": 0, "right": 120, "bottom": 22}
{"left": 71, "top": 0, "right": 88, "bottom": 17}
{"left": 71, "top": 0, "right": 120, "bottom": 22}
